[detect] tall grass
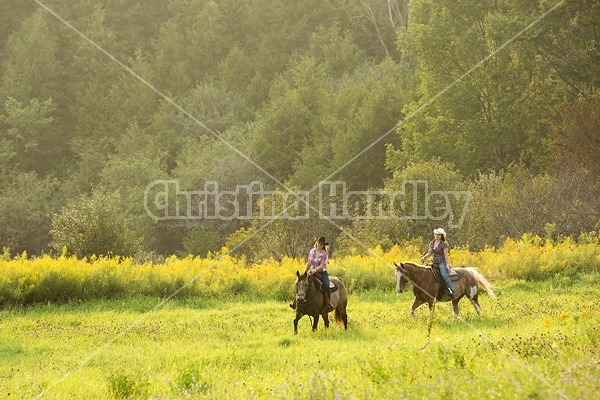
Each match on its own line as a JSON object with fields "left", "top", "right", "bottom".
{"left": 1, "top": 281, "right": 598, "bottom": 399}
{"left": 1, "top": 232, "right": 598, "bottom": 307}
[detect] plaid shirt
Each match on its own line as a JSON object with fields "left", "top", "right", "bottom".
{"left": 308, "top": 248, "right": 328, "bottom": 272}
{"left": 429, "top": 240, "right": 448, "bottom": 264}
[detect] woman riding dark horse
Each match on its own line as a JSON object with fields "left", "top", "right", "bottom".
{"left": 290, "top": 236, "right": 334, "bottom": 312}
{"left": 293, "top": 270, "right": 348, "bottom": 333}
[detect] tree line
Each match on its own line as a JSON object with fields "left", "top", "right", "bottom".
{"left": 0, "top": 0, "right": 598, "bottom": 260}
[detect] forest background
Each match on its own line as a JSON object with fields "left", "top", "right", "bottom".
{"left": 0, "top": 0, "right": 598, "bottom": 262}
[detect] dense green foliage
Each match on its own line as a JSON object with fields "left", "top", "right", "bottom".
{"left": 0, "top": 0, "right": 598, "bottom": 257}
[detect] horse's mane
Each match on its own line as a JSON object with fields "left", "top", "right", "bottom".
{"left": 402, "top": 261, "right": 430, "bottom": 269}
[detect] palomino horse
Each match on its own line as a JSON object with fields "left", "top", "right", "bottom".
{"left": 394, "top": 262, "right": 495, "bottom": 319}
{"left": 293, "top": 271, "right": 348, "bottom": 334}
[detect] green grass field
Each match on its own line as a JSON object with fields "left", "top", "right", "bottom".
{"left": 1, "top": 274, "right": 599, "bottom": 399}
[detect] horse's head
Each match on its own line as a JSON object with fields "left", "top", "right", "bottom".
{"left": 394, "top": 262, "right": 409, "bottom": 293}
{"left": 295, "top": 270, "right": 313, "bottom": 304}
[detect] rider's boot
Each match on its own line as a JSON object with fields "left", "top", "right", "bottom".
{"left": 324, "top": 291, "right": 335, "bottom": 312}
{"left": 448, "top": 287, "right": 455, "bottom": 299}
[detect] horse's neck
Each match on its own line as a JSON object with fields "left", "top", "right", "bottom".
{"left": 407, "top": 264, "right": 427, "bottom": 277}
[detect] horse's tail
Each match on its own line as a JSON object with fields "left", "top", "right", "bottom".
{"left": 333, "top": 278, "right": 347, "bottom": 325}
{"left": 334, "top": 308, "right": 343, "bottom": 324}
{"left": 466, "top": 267, "right": 496, "bottom": 298}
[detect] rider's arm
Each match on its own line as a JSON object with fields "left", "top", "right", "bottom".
{"left": 420, "top": 245, "right": 432, "bottom": 262}
{"left": 305, "top": 249, "right": 314, "bottom": 272}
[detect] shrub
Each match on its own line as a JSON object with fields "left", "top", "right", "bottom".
{"left": 50, "top": 189, "right": 141, "bottom": 258}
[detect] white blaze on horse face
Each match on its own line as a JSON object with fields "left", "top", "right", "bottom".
{"left": 395, "top": 270, "right": 403, "bottom": 292}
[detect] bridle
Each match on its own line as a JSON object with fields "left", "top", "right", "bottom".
{"left": 296, "top": 275, "right": 321, "bottom": 307}
{"left": 398, "top": 264, "right": 432, "bottom": 292}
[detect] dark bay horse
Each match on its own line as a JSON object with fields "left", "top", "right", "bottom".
{"left": 293, "top": 271, "right": 348, "bottom": 334}
{"left": 394, "top": 262, "right": 495, "bottom": 319}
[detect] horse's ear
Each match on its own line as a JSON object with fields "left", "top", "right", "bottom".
{"left": 296, "top": 270, "right": 300, "bottom": 277}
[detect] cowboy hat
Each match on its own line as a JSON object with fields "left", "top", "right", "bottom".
{"left": 316, "top": 236, "right": 329, "bottom": 245}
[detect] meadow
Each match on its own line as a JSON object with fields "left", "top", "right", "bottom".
{"left": 1, "top": 234, "right": 599, "bottom": 399}
{"left": 0, "top": 275, "right": 599, "bottom": 399}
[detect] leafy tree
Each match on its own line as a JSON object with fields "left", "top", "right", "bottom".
{"left": 0, "top": 10, "right": 60, "bottom": 103}
{"left": 0, "top": 97, "right": 56, "bottom": 176}
{"left": 307, "top": 24, "right": 367, "bottom": 77}
{"left": 225, "top": 189, "right": 340, "bottom": 263}
{"left": 50, "top": 189, "right": 142, "bottom": 258}
{"left": 170, "top": 0, "right": 227, "bottom": 84}
{"left": 150, "top": 19, "right": 192, "bottom": 98}
{"left": 336, "top": 160, "right": 469, "bottom": 253}
{"left": 146, "top": 83, "right": 250, "bottom": 172}
{"left": 63, "top": 5, "right": 126, "bottom": 191}
{"left": 177, "top": 84, "right": 250, "bottom": 138}
{"left": 170, "top": 124, "right": 261, "bottom": 255}
{"left": 182, "top": 228, "right": 221, "bottom": 257}
{"left": 291, "top": 58, "right": 413, "bottom": 190}
{"left": 391, "top": 0, "right": 565, "bottom": 176}
{"left": 530, "top": 0, "right": 600, "bottom": 96}
{"left": 460, "top": 163, "right": 600, "bottom": 250}
{"left": 553, "top": 90, "right": 600, "bottom": 176}
{"left": 249, "top": 57, "right": 326, "bottom": 183}
{"left": 0, "top": 172, "right": 61, "bottom": 255}
{"left": 98, "top": 122, "right": 170, "bottom": 253}
{"left": 215, "top": 46, "right": 261, "bottom": 105}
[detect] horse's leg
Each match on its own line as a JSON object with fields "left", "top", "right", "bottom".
{"left": 410, "top": 298, "right": 425, "bottom": 320}
{"left": 469, "top": 292, "right": 482, "bottom": 316}
{"left": 312, "top": 314, "right": 319, "bottom": 332}
{"left": 322, "top": 313, "right": 330, "bottom": 328}
{"left": 293, "top": 311, "right": 303, "bottom": 334}
{"left": 451, "top": 299, "right": 460, "bottom": 318}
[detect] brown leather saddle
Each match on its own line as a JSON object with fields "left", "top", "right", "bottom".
{"left": 430, "top": 264, "right": 459, "bottom": 300}
{"left": 312, "top": 272, "right": 339, "bottom": 293}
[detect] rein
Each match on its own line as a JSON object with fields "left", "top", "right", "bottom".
{"left": 297, "top": 276, "right": 321, "bottom": 308}
{"left": 404, "top": 264, "right": 435, "bottom": 293}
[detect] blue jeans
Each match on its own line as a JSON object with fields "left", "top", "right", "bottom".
{"left": 320, "top": 271, "right": 331, "bottom": 296}
{"left": 438, "top": 262, "right": 454, "bottom": 293}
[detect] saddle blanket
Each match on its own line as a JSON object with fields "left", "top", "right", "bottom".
{"left": 448, "top": 269, "right": 459, "bottom": 281}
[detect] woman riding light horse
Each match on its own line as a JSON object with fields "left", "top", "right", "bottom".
{"left": 395, "top": 261, "right": 495, "bottom": 319}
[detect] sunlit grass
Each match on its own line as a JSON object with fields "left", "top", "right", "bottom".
{"left": 0, "top": 277, "right": 598, "bottom": 399}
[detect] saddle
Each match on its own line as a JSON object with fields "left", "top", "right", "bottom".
{"left": 430, "top": 264, "right": 459, "bottom": 281}
{"left": 430, "top": 264, "right": 459, "bottom": 300}
{"left": 312, "top": 272, "right": 338, "bottom": 293}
